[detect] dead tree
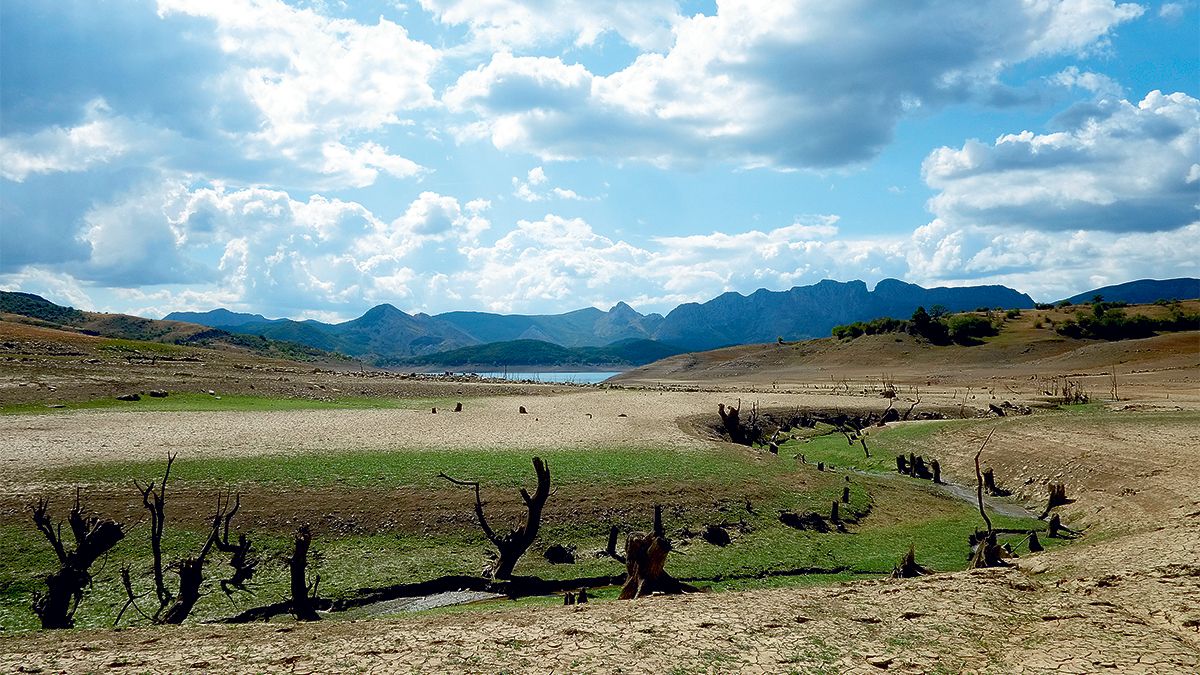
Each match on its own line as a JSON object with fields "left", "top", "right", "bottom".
{"left": 288, "top": 525, "right": 321, "bottom": 621}
{"left": 968, "top": 429, "right": 1007, "bottom": 569}
{"left": 901, "top": 390, "right": 921, "bottom": 421}
{"left": 213, "top": 493, "right": 257, "bottom": 598}
{"left": 122, "top": 455, "right": 247, "bottom": 625}
{"left": 439, "top": 457, "right": 551, "bottom": 579}
{"left": 891, "top": 545, "right": 930, "bottom": 578}
{"left": 31, "top": 492, "right": 126, "bottom": 629}
{"left": 615, "top": 505, "right": 695, "bottom": 600}
{"left": 930, "top": 459, "right": 941, "bottom": 484}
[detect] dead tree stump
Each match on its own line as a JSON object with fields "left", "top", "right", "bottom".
{"left": 618, "top": 505, "right": 694, "bottom": 600}
{"left": 1028, "top": 530, "right": 1044, "bottom": 552}
{"left": 896, "top": 455, "right": 908, "bottom": 474}
{"left": 1040, "top": 483, "right": 1071, "bottom": 518}
{"left": 31, "top": 494, "right": 126, "bottom": 629}
{"left": 289, "top": 525, "right": 321, "bottom": 622}
{"left": 842, "top": 486, "right": 851, "bottom": 504}
{"left": 1048, "top": 513, "right": 1063, "bottom": 538}
{"left": 891, "top": 545, "right": 930, "bottom": 578}
{"left": 830, "top": 501, "right": 840, "bottom": 524}
{"left": 519, "top": 405, "right": 528, "bottom": 414}
{"left": 930, "top": 459, "right": 941, "bottom": 484}
{"left": 454, "top": 402, "right": 463, "bottom": 412}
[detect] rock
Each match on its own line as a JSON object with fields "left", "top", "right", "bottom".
{"left": 147, "top": 390, "right": 168, "bottom": 398}
{"left": 207, "top": 389, "right": 216, "bottom": 396}
{"left": 116, "top": 393, "right": 140, "bottom": 401}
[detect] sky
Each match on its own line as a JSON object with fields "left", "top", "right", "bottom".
{"left": 0, "top": 0, "right": 1197, "bottom": 321}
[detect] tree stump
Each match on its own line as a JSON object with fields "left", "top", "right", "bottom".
{"left": 519, "top": 406, "right": 527, "bottom": 414}
{"left": 1048, "top": 513, "right": 1062, "bottom": 538}
{"left": 930, "top": 459, "right": 941, "bottom": 484}
{"left": 31, "top": 496, "right": 126, "bottom": 629}
{"left": 968, "top": 531, "right": 1009, "bottom": 569}
{"left": 618, "top": 505, "right": 694, "bottom": 600}
{"left": 896, "top": 455, "right": 908, "bottom": 474}
{"left": 288, "top": 525, "right": 321, "bottom": 622}
{"left": 454, "top": 402, "right": 463, "bottom": 412}
{"left": 1040, "top": 483, "right": 1070, "bottom": 518}
{"left": 842, "top": 486, "right": 851, "bottom": 504}
{"left": 891, "top": 545, "right": 930, "bottom": 578}
{"left": 830, "top": 501, "right": 840, "bottom": 524}
{"left": 1028, "top": 530, "right": 1044, "bottom": 552}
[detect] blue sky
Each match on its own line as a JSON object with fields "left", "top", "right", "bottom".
{"left": 1, "top": 0, "right": 1196, "bottom": 321}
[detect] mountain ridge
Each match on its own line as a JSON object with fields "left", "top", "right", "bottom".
{"left": 154, "top": 276, "right": 1196, "bottom": 365}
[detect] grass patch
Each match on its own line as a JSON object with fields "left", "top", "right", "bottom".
{"left": 44, "top": 445, "right": 794, "bottom": 489}
{"left": 1, "top": 392, "right": 450, "bottom": 416}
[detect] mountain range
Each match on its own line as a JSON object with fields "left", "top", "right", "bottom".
{"left": 167, "top": 278, "right": 1049, "bottom": 364}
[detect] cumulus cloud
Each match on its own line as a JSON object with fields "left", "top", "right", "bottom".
{"left": 446, "top": 0, "right": 1143, "bottom": 169}
{"left": 923, "top": 90, "right": 1199, "bottom": 233}
{"left": 1049, "top": 66, "right": 1124, "bottom": 99}
{"left": 156, "top": 0, "right": 436, "bottom": 187}
{"left": 419, "top": 0, "right": 681, "bottom": 51}
{"left": 0, "top": 100, "right": 141, "bottom": 182}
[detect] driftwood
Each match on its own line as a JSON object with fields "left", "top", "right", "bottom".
{"left": 440, "top": 457, "right": 551, "bottom": 579}
{"left": 31, "top": 492, "right": 126, "bottom": 629}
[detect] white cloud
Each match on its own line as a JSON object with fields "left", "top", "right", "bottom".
{"left": 1050, "top": 66, "right": 1124, "bottom": 99}
{"left": 157, "top": 0, "right": 436, "bottom": 187}
{"left": 418, "top": 0, "right": 681, "bottom": 52}
{"left": 1159, "top": 2, "right": 1187, "bottom": 19}
{"left": 511, "top": 165, "right": 593, "bottom": 201}
{"left": 923, "top": 90, "right": 1200, "bottom": 233}
{"left": 0, "top": 100, "right": 140, "bottom": 182}
{"left": 446, "top": 0, "right": 1143, "bottom": 169}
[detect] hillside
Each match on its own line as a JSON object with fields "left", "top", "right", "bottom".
{"left": 0, "top": 292, "right": 347, "bottom": 363}
{"left": 1061, "top": 277, "right": 1199, "bottom": 305}
{"left": 614, "top": 301, "right": 1200, "bottom": 387}
{"left": 391, "top": 338, "right": 684, "bottom": 369}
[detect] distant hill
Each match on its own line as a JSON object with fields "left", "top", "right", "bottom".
{"left": 651, "top": 279, "right": 1035, "bottom": 351}
{"left": 164, "top": 308, "right": 285, "bottom": 327}
{"left": 391, "top": 338, "right": 685, "bottom": 369}
{"left": 1061, "top": 278, "right": 1200, "bottom": 305}
{"left": 0, "top": 291, "right": 347, "bottom": 363}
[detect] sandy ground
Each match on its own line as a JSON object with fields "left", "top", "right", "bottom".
{"left": 2, "top": 382, "right": 1199, "bottom": 672}
{"left": 0, "top": 389, "right": 943, "bottom": 478}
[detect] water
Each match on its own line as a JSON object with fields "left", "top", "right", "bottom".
{"left": 462, "top": 371, "right": 621, "bottom": 384}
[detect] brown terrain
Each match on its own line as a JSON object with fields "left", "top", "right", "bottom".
{"left": 0, "top": 308, "right": 1198, "bottom": 673}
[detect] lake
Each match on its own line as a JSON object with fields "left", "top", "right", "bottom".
{"left": 461, "top": 371, "right": 621, "bottom": 384}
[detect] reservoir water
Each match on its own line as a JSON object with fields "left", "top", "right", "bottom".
{"left": 461, "top": 371, "right": 621, "bottom": 384}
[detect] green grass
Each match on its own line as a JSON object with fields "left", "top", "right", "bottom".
{"left": 5, "top": 415, "right": 1072, "bottom": 632}
{"left": 44, "top": 445, "right": 793, "bottom": 488}
{"left": 0, "top": 392, "right": 451, "bottom": 416}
